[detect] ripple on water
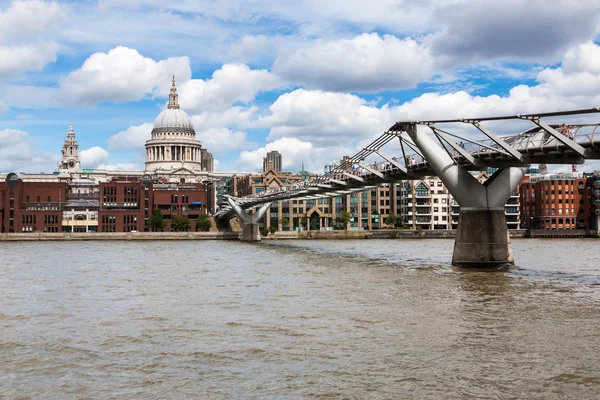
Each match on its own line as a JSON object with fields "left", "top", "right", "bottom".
{"left": 1, "top": 239, "right": 600, "bottom": 399}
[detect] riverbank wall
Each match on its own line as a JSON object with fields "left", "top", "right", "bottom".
{"left": 0, "top": 232, "right": 241, "bottom": 241}
{"left": 1, "top": 229, "right": 596, "bottom": 241}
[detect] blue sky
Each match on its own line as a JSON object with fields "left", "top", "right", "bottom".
{"left": 1, "top": 0, "right": 600, "bottom": 174}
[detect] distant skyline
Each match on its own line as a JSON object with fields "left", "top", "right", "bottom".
{"left": 1, "top": 0, "right": 600, "bottom": 174}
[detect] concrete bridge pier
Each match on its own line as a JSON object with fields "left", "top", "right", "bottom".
{"left": 226, "top": 197, "right": 271, "bottom": 242}
{"left": 402, "top": 123, "right": 528, "bottom": 268}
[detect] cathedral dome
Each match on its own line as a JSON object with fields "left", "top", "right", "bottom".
{"left": 153, "top": 108, "right": 194, "bottom": 130}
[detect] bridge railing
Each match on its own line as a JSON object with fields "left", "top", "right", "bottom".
{"left": 217, "top": 108, "right": 600, "bottom": 218}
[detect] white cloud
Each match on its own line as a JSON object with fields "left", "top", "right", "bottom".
{"left": 0, "top": 0, "right": 65, "bottom": 43}
{"left": 59, "top": 46, "right": 191, "bottom": 105}
{"left": 237, "top": 137, "right": 312, "bottom": 172}
{"left": 0, "top": 129, "right": 55, "bottom": 173}
{"left": 0, "top": 1, "right": 66, "bottom": 78}
{"left": 226, "top": 35, "right": 273, "bottom": 63}
{"left": 260, "top": 89, "right": 395, "bottom": 144}
{"left": 430, "top": 0, "right": 600, "bottom": 64}
{"left": 0, "top": 42, "right": 59, "bottom": 78}
{"left": 273, "top": 33, "right": 434, "bottom": 92}
{"left": 191, "top": 106, "right": 258, "bottom": 130}
{"left": 236, "top": 137, "right": 356, "bottom": 173}
{"left": 396, "top": 42, "right": 600, "bottom": 122}
{"left": 178, "top": 63, "right": 281, "bottom": 112}
{"left": 107, "top": 122, "right": 153, "bottom": 151}
{"left": 195, "top": 128, "right": 248, "bottom": 155}
{"left": 80, "top": 146, "right": 109, "bottom": 168}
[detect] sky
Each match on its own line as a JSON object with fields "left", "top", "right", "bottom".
{"left": 1, "top": 0, "right": 600, "bottom": 175}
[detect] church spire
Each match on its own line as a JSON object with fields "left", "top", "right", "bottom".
{"left": 65, "top": 122, "right": 78, "bottom": 146}
{"left": 168, "top": 75, "right": 180, "bottom": 109}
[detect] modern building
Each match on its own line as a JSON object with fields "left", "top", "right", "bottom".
{"left": 400, "top": 172, "right": 521, "bottom": 230}
{"left": 263, "top": 151, "right": 282, "bottom": 173}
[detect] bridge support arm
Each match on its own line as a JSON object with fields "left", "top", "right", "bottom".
{"left": 401, "top": 123, "right": 529, "bottom": 268}
{"left": 227, "top": 197, "right": 271, "bottom": 241}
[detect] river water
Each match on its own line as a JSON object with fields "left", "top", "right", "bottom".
{"left": 1, "top": 239, "right": 600, "bottom": 399}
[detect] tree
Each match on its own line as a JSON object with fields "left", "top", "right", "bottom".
{"left": 171, "top": 215, "right": 191, "bottom": 232}
{"left": 335, "top": 210, "right": 351, "bottom": 229}
{"left": 196, "top": 212, "right": 212, "bottom": 232}
{"left": 300, "top": 215, "right": 308, "bottom": 230}
{"left": 269, "top": 225, "right": 277, "bottom": 235}
{"left": 149, "top": 208, "right": 165, "bottom": 232}
{"left": 384, "top": 211, "right": 398, "bottom": 227}
{"left": 281, "top": 217, "right": 289, "bottom": 231}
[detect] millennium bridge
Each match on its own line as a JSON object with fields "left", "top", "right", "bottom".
{"left": 215, "top": 107, "right": 600, "bottom": 268}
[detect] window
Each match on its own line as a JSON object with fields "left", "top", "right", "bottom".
{"left": 434, "top": 198, "right": 439, "bottom": 204}
{"left": 433, "top": 207, "right": 439, "bottom": 212}
{"left": 437, "top": 182, "right": 442, "bottom": 187}
{"left": 415, "top": 183, "right": 428, "bottom": 197}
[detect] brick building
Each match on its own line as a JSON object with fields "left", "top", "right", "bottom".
{"left": 98, "top": 178, "right": 209, "bottom": 232}
{"left": 520, "top": 172, "right": 592, "bottom": 230}
{"left": 1, "top": 176, "right": 67, "bottom": 233}
{"left": 151, "top": 182, "right": 208, "bottom": 231}
{"left": 99, "top": 178, "right": 147, "bottom": 232}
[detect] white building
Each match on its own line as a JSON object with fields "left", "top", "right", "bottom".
{"left": 400, "top": 173, "right": 521, "bottom": 230}
{"left": 145, "top": 76, "right": 209, "bottom": 173}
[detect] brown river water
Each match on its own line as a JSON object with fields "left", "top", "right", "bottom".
{"left": 1, "top": 239, "right": 600, "bottom": 399}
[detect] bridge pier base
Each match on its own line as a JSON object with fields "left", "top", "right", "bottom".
{"left": 241, "top": 223, "right": 262, "bottom": 242}
{"left": 226, "top": 197, "right": 271, "bottom": 242}
{"left": 453, "top": 209, "right": 513, "bottom": 269}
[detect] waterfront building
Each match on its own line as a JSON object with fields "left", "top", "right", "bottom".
{"left": 590, "top": 173, "right": 600, "bottom": 230}
{"left": 520, "top": 171, "right": 592, "bottom": 230}
{"left": 228, "top": 162, "right": 403, "bottom": 231}
{"left": 400, "top": 173, "right": 521, "bottom": 230}
{"left": 62, "top": 178, "right": 100, "bottom": 232}
{"left": 0, "top": 178, "right": 67, "bottom": 233}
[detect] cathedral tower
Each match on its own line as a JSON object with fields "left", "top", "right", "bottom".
{"left": 59, "top": 123, "right": 81, "bottom": 172}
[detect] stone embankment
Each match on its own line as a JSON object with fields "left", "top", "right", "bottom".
{"left": 0, "top": 232, "right": 240, "bottom": 241}
{"left": 1, "top": 229, "right": 596, "bottom": 241}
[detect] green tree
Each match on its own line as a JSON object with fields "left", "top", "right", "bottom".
{"left": 269, "top": 225, "right": 277, "bottom": 235}
{"left": 335, "top": 210, "right": 351, "bottom": 229}
{"left": 148, "top": 208, "right": 166, "bottom": 232}
{"left": 384, "top": 211, "right": 398, "bottom": 227}
{"left": 171, "top": 215, "right": 191, "bottom": 232}
{"left": 196, "top": 212, "right": 212, "bottom": 232}
{"left": 281, "top": 217, "right": 289, "bottom": 231}
{"left": 300, "top": 215, "right": 308, "bottom": 230}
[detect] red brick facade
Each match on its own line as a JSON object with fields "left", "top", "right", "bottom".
{"left": 520, "top": 176, "right": 592, "bottom": 230}
{"left": 0, "top": 180, "right": 67, "bottom": 233}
